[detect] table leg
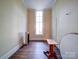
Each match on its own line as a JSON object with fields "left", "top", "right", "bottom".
{"left": 43, "top": 45, "right": 58, "bottom": 59}
{"left": 48, "top": 45, "right": 58, "bottom": 59}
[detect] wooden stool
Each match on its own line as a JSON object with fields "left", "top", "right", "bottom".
{"left": 44, "top": 39, "right": 58, "bottom": 59}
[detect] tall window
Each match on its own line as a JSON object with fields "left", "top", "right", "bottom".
{"left": 36, "top": 11, "right": 43, "bottom": 35}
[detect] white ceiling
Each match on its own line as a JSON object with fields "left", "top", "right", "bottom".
{"left": 24, "top": 0, "right": 56, "bottom": 10}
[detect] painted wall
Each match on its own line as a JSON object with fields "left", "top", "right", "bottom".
{"left": 43, "top": 9, "right": 52, "bottom": 40}
{"left": 27, "top": 9, "right": 35, "bottom": 40}
{"left": 52, "top": 0, "right": 78, "bottom": 43}
{"left": 0, "top": 0, "right": 27, "bottom": 58}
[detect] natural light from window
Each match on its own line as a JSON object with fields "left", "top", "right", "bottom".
{"left": 36, "top": 11, "right": 43, "bottom": 35}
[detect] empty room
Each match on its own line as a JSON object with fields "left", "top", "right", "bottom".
{"left": 0, "top": 0, "right": 78, "bottom": 59}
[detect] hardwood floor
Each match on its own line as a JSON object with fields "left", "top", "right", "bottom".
{"left": 9, "top": 42, "right": 49, "bottom": 59}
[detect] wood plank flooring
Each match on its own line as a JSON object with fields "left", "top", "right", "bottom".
{"left": 9, "top": 42, "right": 49, "bottom": 59}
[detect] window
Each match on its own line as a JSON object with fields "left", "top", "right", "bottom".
{"left": 36, "top": 11, "right": 43, "bottom": 35}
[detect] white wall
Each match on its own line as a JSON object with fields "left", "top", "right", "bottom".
{"left": 17, "top": 0, "right": 27, "bottom": 44}
{"left": 0, "top": 0, "right": 27, "bottom": 58}
{"left": 52, "top": 0, "right": 78, "bottom": 43}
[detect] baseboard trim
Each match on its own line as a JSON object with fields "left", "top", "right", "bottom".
{"left": 30, "top": 40, "right": 47, "bottom": 42}
{"left": 20, "top": 44, "right": 27, "bottom": 49}
{"left": 0, "top": 44, "right": 22, "bottom": 59}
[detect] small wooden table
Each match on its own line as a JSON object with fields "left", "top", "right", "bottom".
{"left": 44, "top": 39, "right": 58, "bottom": 59}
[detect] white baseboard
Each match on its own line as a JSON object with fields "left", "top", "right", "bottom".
{"left": 0, "top": 44, "right": 22, "bottom": 59}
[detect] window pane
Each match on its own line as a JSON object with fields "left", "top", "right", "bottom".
{"left": 36, "top": 24, "right": 40, "bottom": 34}
{"left": 36, "top": 17, "right": 40, "bottom": 22}
{"left": 39, "top": 17, "right": 42, "bottom": 22}
{"left": 36, "top": 16, "right": 42, "bottom": 22}
{"left": 36, "top": 11, "right": 43, "bottom": 35}
{"left": 36, "top": 11, "right": 43, "bottom": 17}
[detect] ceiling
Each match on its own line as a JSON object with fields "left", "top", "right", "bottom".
{"left": 24, "top": 0, "right": 56, "bottom": 10}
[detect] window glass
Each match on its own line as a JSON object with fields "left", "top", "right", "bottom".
{"left": 36, "top": 11, "right": 43, "bottom": 35}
